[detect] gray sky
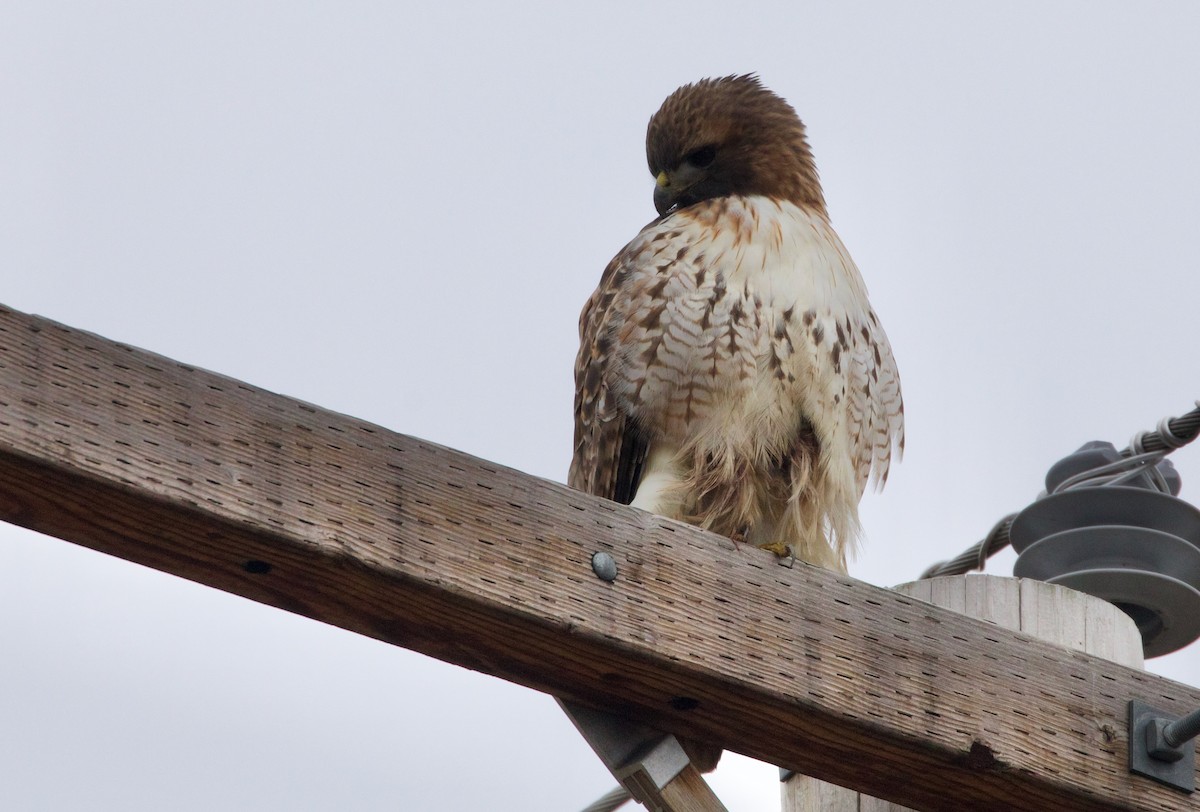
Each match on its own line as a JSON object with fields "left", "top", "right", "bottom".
{"left": 3, "top": 2, "right": 1200, "bottom": 810}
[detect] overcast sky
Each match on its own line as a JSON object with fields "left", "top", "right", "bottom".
{"left": 3, "top": 3, "right": 1200, "bottom": 810}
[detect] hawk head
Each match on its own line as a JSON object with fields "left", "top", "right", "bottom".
{"left": 646, "top": 74, "right": 826, "bottom": 217}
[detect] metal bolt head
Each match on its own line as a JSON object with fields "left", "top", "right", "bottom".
{"left": 1147, "top": 717, "right": 1186, "bottom": 763}
{"left": 591, "top": 551, "right": 618, "bottom": 582}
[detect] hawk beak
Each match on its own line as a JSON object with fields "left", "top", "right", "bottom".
{"left": 653, "top": 171, "right": 675, "bottom": 216}
{"left": 653, "top": 164, "right": 708, "bottom": 216}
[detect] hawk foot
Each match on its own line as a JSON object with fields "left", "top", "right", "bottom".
{"left": 757, "top": 541, "right": 796, "bottom": 567}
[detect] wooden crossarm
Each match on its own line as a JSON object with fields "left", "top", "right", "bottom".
{"left": 0, "top": 303, "right": 1197, "bottom": 811}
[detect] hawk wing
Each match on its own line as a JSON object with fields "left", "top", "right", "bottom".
{"left": 569, "top": 249, "right": 650, "bottom": 504}
{"left": 816, "top": 237, "right": 907, "bottom": 496}
{"left": 844, "top": 306, "right": 905, "bottom": 495}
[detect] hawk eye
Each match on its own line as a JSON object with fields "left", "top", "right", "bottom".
{"left": 685, "top": 145, "right": 717, "bottom": 168}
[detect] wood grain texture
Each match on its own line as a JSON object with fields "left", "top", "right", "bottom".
{"left": 783, "top": 775, "right": 859, "bottom": 811}
{"left": 0, "top": 303, "right": 1196, "bottom": 812}
{"left": 783, "top": 577, "right": 1147, "bottom": 812}
{"left": 658, "top": 765, "right": 730, "bottom": 812}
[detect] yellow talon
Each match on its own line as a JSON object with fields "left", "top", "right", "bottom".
{"left": 758, "top": 541, "right": 793, "bottom": 558}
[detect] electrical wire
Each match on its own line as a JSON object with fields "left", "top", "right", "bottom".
{"left": 578, "top": 785, "right": 631, "bottom": 812}
{"left": 921, "top": 401, "right": 1200, "bottom": 579}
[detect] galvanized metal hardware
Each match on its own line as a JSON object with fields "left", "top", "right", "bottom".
{"left": 591, "top": 551, "right": 618, "bottom": 581}
{"left": 560, "top": 700, "right": 690, "bottom": 811}
{"left": 1129, "top": 700, "right": 1198, "bottom": 792}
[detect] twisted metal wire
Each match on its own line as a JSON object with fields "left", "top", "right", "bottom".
{"left": 578, "top": 785, "right": 631, "bottom": 812}
{"left": 921, "top": 402, "right": 1200, "bottom": 579}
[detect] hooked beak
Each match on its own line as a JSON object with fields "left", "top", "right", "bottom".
{"left": 653, "top": 162, "right": 711, "bottom": 216}
{"left": 653, "top": 170, "right": 675, "bottom": 215}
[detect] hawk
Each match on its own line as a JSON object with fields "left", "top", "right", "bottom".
{"left": 570, "top": 75, "right": 903, "bottom": 572}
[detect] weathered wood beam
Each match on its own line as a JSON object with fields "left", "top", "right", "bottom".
{"left": 0, "top": 303, "right": 1196, "bottom": 811}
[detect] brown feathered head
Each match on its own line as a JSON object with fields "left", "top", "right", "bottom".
{"left": 646, "top": 74, "right": 826, "bottom": 217}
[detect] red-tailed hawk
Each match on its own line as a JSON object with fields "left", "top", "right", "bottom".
{"left": 570, "top": 75, "right": 903, "bottom": 572}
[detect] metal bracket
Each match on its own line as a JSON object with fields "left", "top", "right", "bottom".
{"left": 1129, "top": 700, "right": 1196, "bottom": 792}
{"left": 559, "top": 700, "right": 689, "bottom": 809}
{"left": 559, "top": 700, "right": 729, "bottom": 812}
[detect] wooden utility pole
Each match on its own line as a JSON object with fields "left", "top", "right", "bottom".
{"left": 0, "top": 303, "right": 1196, "bottom": 811}
{"left": 782, "top": 575, "right": 1146, "bottom": 811}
